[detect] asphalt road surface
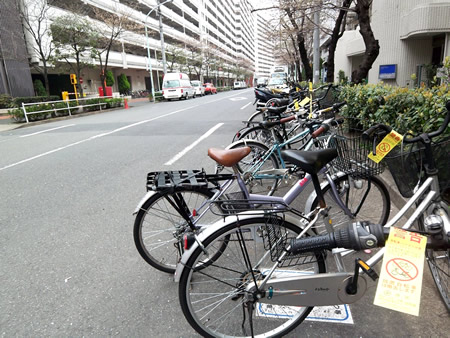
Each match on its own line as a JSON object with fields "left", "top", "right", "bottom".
{"left": 0, "top": 89, "right": 448, "bottom": 336}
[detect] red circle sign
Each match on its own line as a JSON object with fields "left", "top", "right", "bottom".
{"left": 378, "top": 142, "right": 391, "bottom": 153}
{"left": 386, "top": 258, "right": 418, "bottom": 281}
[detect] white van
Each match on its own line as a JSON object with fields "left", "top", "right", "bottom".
{"left": 233, "top": 81, "right": 246, "bottom": 90}
{"left": 162, "top": 73, "right": 195, "bottom": 100}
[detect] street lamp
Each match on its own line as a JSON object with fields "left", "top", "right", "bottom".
{"left": 145, "top": 0, "right": 172, "bottom": 102}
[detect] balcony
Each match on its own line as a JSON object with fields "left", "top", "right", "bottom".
{"left": 400, "top": 3, "right": 450, "bottom": 39}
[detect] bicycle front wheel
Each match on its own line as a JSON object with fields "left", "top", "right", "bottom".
{"left": 179, "top": 216, "right": 326, "bottom": 337}
{"left": 418, "top": 217, "right": 449, "bottom": 311}
{"left": 310, "top": 174, "right": 390, "bottom": 234}
{"left": 133, "top": 187, "right": 215, "bottom": 273}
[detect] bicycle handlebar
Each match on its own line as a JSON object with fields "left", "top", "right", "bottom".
{"left": 288, "top": 222, "right": 386, "bottom": 255}
{"left": 311, "top": 118, "right": 344, "bottom": 138}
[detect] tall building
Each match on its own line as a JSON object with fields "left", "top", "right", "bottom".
{"left": 334, "top": 0, "right": 450, "bottom": 86}
{"left": 254, "top": 13, "right": 275, "bottom": 81}
{"left": 0, "top": 0, "right": 34, "bottom": 97}
{"left": 15, "top": 0, "right": 272, "bottom": 96}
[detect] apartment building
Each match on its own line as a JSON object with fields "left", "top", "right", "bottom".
{"left": 334, "top": 0, "right": 450, "bottom": 86}
{"left": 0, "top": 0, "right": 34, "bottom": 97}
{"left": 4, "top": 0, "right": 272, "bottom": 97}
{"left": 254, "top": 13, "right": 275, "bottom": 81}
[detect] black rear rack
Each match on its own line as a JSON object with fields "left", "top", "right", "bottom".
{"left": 146, "top": 170, "right": 234, "bottom": 192}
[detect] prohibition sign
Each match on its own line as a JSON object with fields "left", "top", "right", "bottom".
{"left": 377, "top": 142, "right": 391, "bottom": 153}
{"left": 386, "top": 258, "right": 418, "bottom": 281}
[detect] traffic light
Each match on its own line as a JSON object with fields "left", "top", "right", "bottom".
{"left": 70, "top": 74, "right": 77, "bottom": 85}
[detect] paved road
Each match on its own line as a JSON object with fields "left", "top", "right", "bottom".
{"left": 0, "top": 89, "right": 448, "bottom": 337}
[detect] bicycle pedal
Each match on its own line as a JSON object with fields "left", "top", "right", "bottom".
{"left": 356, "top": 258, "right": 378, "bottom": 281}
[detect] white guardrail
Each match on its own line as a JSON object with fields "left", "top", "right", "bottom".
{"left": 21, "top": 96, "right": 116, "bottom": 123}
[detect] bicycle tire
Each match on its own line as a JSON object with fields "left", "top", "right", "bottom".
{"left": 418, "top": 217, "right": 450, "bottom": 311}
{"left": 179, "top": 216, "right": 326, "bottom": 337}
{"left": 246, "top": 110, "right": 266, "bottom": 127}
{"left": 134, "top": 187, "right": 216, "bottom": 273}
{"left": 238, "top": 125, "right": 278, "bottom": 146}
{"left": 215, "top": 140, "right": 280, "bottom": 195}
{"left": 309, "top": 174, "right": 390, "bottom": 234}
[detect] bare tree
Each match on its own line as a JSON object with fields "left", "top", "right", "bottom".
{"left": 165, "top": 44, "right": 186, "bottom": 72}
{"left": 51, "top": 15, "right": 98, "bottom": 96}
{"left": 91, "top": 4, "right": 138, "bottom": 96}
{"left": 324, "top": 0, "right": 353, "bottom": 82}
{"left": 351, "top": 0, "right": 379, "bottom": 83}
{"left": 19, "top": 0, "right": 55, "bottom": 95}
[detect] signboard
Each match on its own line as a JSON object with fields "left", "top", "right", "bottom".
{"left": 379, "top": 64, "right": 397, "bottom": 79}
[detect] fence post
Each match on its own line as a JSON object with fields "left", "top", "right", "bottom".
{"left": 67, "top": 100, "right": 72, "bottom": 116}
{"left": 22, "top": 102, "right": 29, "bottom": 123}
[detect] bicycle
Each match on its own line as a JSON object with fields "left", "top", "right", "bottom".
{"left": 133, "top": 118, "right": 390, "bottom": 274}
{"left": 175, "top": 101, "right": 450, "bottom": 337}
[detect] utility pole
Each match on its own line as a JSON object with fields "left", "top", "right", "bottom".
{"left": 157, "top": 0, "right": 168, "bottom": 75}
{"left": 313, "top": 6, "right": 320, "bottom": 83}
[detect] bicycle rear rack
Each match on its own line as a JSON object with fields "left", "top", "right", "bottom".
{"left": 146, "top": 170, "right": 234, "bottom": 192}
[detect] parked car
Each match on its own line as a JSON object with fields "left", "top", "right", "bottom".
{"left": 203, "top": 83, "right": 217, "bottom": 94}
{"left": 267, "top": 77, "right": 288, "bottom": 91}
{"left": 233, "top": 81, "right": 246, "bottom": 89}
{"left": 162, "top": 73, "right": 195, "bottom": 100}
{"left": 190, "top": 80, "right": 205, "bottom": 97}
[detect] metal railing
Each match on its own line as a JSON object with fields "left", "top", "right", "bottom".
{"left": 21, "top": 96, "right": 116, "bottom": 123}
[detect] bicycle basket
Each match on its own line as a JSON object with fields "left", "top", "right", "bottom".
{"left": 384, "top": 137, "right": 450, "bottom": 200}
{"left": 262, "top": 213, "right": 322, "bottom": 268}
{"left": 330, "top": 120, "right": 385, "bottom": 178}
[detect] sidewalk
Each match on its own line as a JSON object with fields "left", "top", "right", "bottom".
{"left": 0, "top": 97, "right": 151, "bottom": 132}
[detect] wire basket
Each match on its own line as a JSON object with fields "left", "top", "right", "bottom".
{"left": 330, "top": 121, "right": 385, "bottom": 178}
{"left": 384, "top": 137, "right": 450, "bottom": 200}
{"left": 261, "top": 213, "right": 323, "bottom": 268}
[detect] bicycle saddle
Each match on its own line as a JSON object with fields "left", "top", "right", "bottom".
{"left": 208, "top": 147, "right": 251, "bottom": 167}
{"left": 281, "top": 149, "right": 338, "bottom": 175}
{"left": 271, "top": 98, "right": 290, "bottom": 106}
{"left": 266, "top": 106, "right": 288, "bottom": 115}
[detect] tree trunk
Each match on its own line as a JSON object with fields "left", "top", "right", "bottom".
{"left": 326, "top": 0, "right": 352, "bottom": 83}
{"left": 285, "top": 9, "right": 313, "bottom": 81}
{"left": 42, "top": 62, "right": 50, "bottom": 97}
{"left": 352, "top": 0, "right": 379, "bottom": 84}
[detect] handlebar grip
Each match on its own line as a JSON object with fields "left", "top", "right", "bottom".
{"left": 311, "top": 126, "right": 326, "bottom": 139}
{"left": 289, "top": 233, "right": 337, "bottom": 254}
{"left": 280, "top": 115, "right": 296, "bottom": 124}
{"left": 362, "top": 124, "right": 392, "bottom": 140}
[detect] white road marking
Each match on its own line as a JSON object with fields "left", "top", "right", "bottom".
{"left": 164, "top": 123, "right": 224, "bottom": 165}
{"left": 240, "top": 102, "right": 252, "bottom": 110}
{"left": 20, "top": 124, "right": 76, "bottom": 138}
{"left": 0, "top": 89, "right": 249, "bottom": 171}
{"left": 0, "top": 107, "right": 194, "bottom": 172}
{"left": 229, "top": 97, "right": 247, "bottom": 101}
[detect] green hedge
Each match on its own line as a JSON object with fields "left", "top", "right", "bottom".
{"left": 8, "top": 97, "right": 123, "bottom": 122}
{"left": 217, "top": 86, "right": 232, "bottom": 92}
{"left": 13, "top": 96, "right": 60, "bottom": 107}
{"left": 338, "top": 83, "right": 450, "bottom": 136}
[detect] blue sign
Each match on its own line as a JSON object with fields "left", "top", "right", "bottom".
{"left": 379, "top": 64, "right": 397, "bottom": 79}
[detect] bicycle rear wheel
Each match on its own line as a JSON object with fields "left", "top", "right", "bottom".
{"left": 309, "top": 174, "right": 390, "bottom": 234}
{"left": 179, "top": 216, "right": 326, "bottom": 337}
{"left": 134, "top": 187, "right": 215, "bottom": 273}
{"left": 216, "top": 140, "right": 280, "bottom": 195}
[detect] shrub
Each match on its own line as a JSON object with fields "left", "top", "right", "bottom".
{"left": 118, "top": 74, "right": 130, "bottom": 94}
{"left": 338, "top": 70, "right": 348, "bottom": 84}
{"left": 33, "top": 79, "right": 47, "bottom": 96}
{"left": 12, "top": 96, "right": 60, "bottom": 107}
{"left": 338, "top": 83, "right": 450, "bottom": 135}
{"left": 105, "top": 70, "right": 115, "bottom": 87}
{"left": 0, "top": 94, "right": 13, "bottom": 108}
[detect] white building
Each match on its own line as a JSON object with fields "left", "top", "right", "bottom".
{"left": 334, "top": 0, "right": 450, "bottom": 86}
{"left": 254, "top": 13, "right": 275, "bottom": 82}
{"left": 22, "top": 0, "right": 272, "bottom": 95}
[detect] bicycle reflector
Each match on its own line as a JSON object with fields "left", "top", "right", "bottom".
{"left": 184, "top": 233, "right": 195, "bottom": 250}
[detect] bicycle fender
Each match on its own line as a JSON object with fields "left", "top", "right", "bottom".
{"left": 173, "top": 212, "right": 303, "bottom": 282}
{"left": 304, "top": 171, "right": 347, "bottom": 214}
{"left": 133, "top": 191, "right": 157, "bottom": 215}
{"left": 224, "top": 138, "right": 268, "bottom": 150}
